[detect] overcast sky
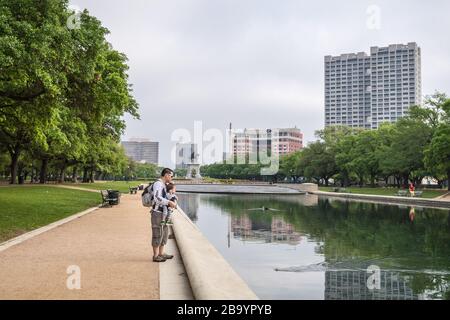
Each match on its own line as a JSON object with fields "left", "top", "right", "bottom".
{"left": 71, "top": 0, "right": 450, "bottom": 167}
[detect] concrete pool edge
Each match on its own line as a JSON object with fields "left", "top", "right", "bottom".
{"left": 177, "top": 191, "right": 304, "bottom": 195}
{"left": 172, "top": 208, "right": 259, "bottom": 300}
{"left": 176, "top": 184, "right": 304, "bottom": 195}
{"left": 311, "top": 191, "right": 450, "bottom": 209}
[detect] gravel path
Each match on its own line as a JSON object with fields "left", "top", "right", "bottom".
{"left": 0, "top": 193, "right": 159, "bottom": 300}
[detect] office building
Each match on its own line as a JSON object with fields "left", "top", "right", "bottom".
{"left": 325, "top": 42, "right": 422, "bottom": 129}
{"left": 230, "top": 127, "right": 303, "bottom": 157}
{"left": 121, "top": 138, "right": 159, "bottom": 165}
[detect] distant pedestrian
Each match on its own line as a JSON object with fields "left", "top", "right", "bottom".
{"left": 409, "top": 182, "right": 415, "bottom": 197}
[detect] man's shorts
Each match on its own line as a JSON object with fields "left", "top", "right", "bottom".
{"left": 151, "top": 211, "right": 169, "bottom": 247}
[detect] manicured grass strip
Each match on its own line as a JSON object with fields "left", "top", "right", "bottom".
{"left": 66, "top": 181, "right": 146, "bottom": 193}
{"left": 318, "top": 187, "right": 447, "bottom": 199}
{"left": 0, "top": 186, "right": 101, "bottom": 242}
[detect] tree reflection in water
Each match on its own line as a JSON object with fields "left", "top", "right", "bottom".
{"left": 177, "top": 193, "right": 450, "bottom": 300}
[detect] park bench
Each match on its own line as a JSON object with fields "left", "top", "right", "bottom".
{"left": 129, "top": 186, "right": 138, "bottom": 194}
{"left": 396, "top": 190, "right": 408, "bottom": 197}
{"left": 333, "top": 187, "right": 349, "bottom": 193}
{"left": 412, "top": 191, "right": 423, "bottom": 198}
{"left": 100, "top": 190, "right": 121, "bottom": 207}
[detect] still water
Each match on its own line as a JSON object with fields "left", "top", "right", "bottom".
{"left": 177, "top": 193, "right": 450, "bottom": 300}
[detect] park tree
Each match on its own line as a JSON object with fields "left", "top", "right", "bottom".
{"left": 0, "top": 1, "right": 80, "bottom": 183}
{"left": 279, "top": 152, "right": 302, "bottom": 182}
{"left": 174, "top": 168, "right": 187, "bottom": 178}
{"left": 378, "top": 118, "right": 432, "bottom": 186}
{"left": 314, "top": 126, "right": 361, "bottom": 186}
{"left": 135, "top": 162, "right": 159, "bottom": 179}
{"left": 349, "top": 130, "right": 382, "bottom": 187}
{"left": 424, "top": 97, "right": 450, "bottom": 190}
{"left": 0, "top": 146, "right": 9, "bottom": 179}
{"left": 334, "top": 134, "right": 357, "bottom": 187}
{"left": 298, "top": 141, "right": 337, "bottom": 186}
{"left": 0, "top": 1, "right": 138, "bottom": 183}
{"left": 29, "top": 105, "right": 88, "bottom": 183}
{"left": 426, "top": 124, "right": 450, "bottom": 190}
{"left": 408, "top": 92, "right": 448, "bottom": 130}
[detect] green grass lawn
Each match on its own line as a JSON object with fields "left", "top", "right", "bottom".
{"left": 67, "top": 181, "right": 146, "bottom": 193}
{"left": 319, "top": 186, "right": 447, "bottom": 199}
{"left": 0, "top": 186, "right": 101, "bottom": 242}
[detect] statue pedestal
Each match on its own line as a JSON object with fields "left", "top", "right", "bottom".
{"left": 186, "top": 163, "right": 202, "bottom": 179}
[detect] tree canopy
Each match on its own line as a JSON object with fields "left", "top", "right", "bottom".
{"left": 0, "top": 0, "right": 139, "bottom": 184}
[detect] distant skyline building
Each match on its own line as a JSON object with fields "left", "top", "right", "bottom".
{"left": 230, "top": 127, "right": 303, "bottom": 158}
{"left": 121, "top": 138, "right": 159, "bottom": 165}
{"left": 325, "top": 42, "right": 422, "bottom": 129}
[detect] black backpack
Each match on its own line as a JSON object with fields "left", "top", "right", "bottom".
{"left": 141, "top": 181, "right": 167, "bottom": 208}
{"left": 141, "top": 183, "right": 155, "bottom": 207}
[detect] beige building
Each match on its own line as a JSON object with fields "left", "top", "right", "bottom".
{"left": 230, "top": 127, "right": 303, "bottom": 157}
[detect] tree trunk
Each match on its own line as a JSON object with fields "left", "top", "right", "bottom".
{"left": 403, "top": 174, "right": 409, "bottom": 188}
{"left": 72, "top": 166, "right": 78, "bottom": 183}
{"left": 39, "top": 158, "right": 48, "bottom": 184}
{"left": 9, "top": 148, "right": 20, "bottom": 185}
{"left": 395, "top": 176, "right": 401, "bottom": 188}
{"left": 416, "top": 177, "right": 422, "bottom": 187}
{"left": 447, "top": 169, "right": 450, "bottom": 191}
{"left": 82, "top": 167, "right": 89, "bottom": 183}
{"left": 89, "top": 168, "right": 94, "bottom": 183}
{"left": 30, "top": 166, "right": 34, "bottom": 183}
{"left": 17, "top": 163, "right": 24, "bottom": 184}
{"left": 58, "top": 167, "right": 66, "bottom": 183}
{"left": 58, "top": 162, "right": 67, "bottom": 183}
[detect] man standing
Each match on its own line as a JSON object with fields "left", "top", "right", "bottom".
{"left": 151, "top": 168, "right": 177, "bottom": 262}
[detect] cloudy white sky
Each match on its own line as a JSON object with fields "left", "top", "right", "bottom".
{"left": 71, "top": 0, "right": 450, "bottom": 167}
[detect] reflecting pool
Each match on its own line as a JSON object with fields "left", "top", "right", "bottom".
{"left": 177, "top": 193, "right": 450, "bottom": 300}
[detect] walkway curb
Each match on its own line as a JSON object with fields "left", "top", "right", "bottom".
{"left": 311, "top": 191, "right": 450, "bottom": 209}
{"left": 176, "top": 184, "right": 302, "bottom": 195}
{"left": 0, "top": 206, "right": 101, "bottom": 253}
{"left": 172, "top": 208, "right": 258, "bottom": 300}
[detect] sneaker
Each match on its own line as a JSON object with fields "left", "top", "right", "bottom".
{"left": 153, "top": 256, "right": 166, "bottom": 262}
{"left": 165, "top": 221, "right": 173, "bottom": 226}
{"left": 161, "top": 253, "right": 174, "bottom": 259}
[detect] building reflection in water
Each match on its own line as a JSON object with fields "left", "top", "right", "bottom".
{"left": 230, "top": 215, "right": 302, "bottom": 245}
{"left": 177, "top": 193, "right": 199, "bottom": 222}
{"left": 325, "top": 270, "right": 419, "bottom": 300}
